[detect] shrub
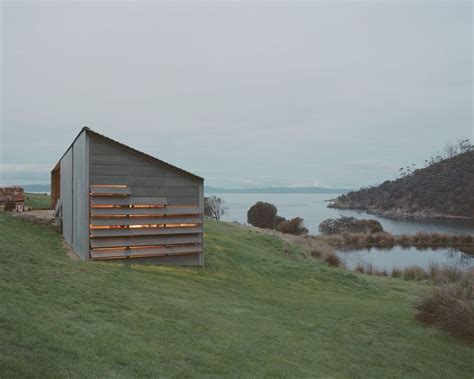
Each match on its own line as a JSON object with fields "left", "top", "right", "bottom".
{"left": 319, "top": 216, "right": 383, "bottom": 235}
{"left": 323, "top": 252, "right": 343, "bottom": 267}
{"left": 247, "top": 202, "right": 278, "bottom": 229}
{"left": 274, "top": 215, "right": 287, "bottom": 229}
{"left": 440, "top": 266, "right": 463, "bottom": 283}
{"left": 415, "top": 280, "right": 474, "bottom": 342}
{"left": 276, "top": 217, "right": 309, "bottom": 236}
{"left": 403, "top": 265, "right": 428, "bottom": 281}
{"left": 354, "top": 263, "right": 365, "bottom": 273}
{"left": 391, "top": 267, "right": 402, "bottom": 278}
{"left": 396, "top": 235, "right": 410, "bottom": 246}
{"left": 428, "top": 261, "right": 440, "bottom": 281}
{"left": 459, "top": 234, "right": 473, "bottom": 244}
{"left": 310, "top": 250, "right": 322, "bottom": 259}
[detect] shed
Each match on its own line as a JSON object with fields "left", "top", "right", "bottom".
{"left": 51, "top": 128, "right": 204, "bottom": 265}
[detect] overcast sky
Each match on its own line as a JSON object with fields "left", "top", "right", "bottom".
{"left": 1, "top": 1, "right": 472, "bottom": 189}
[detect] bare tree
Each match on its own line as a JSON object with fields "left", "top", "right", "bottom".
{"left": 204, "top": 196, "right": 229, "bottom": 221}
{"left": 443, "top": 142, "right": 458, "bottom": 159}
{"left": 456, "top": 138, "right": 473, "bottom": 153}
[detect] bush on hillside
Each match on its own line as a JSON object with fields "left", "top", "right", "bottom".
{"left": 319, "top": 216, "right": 384, "bottom": 235}
{"left": 276, "top": 217, "right": 309, "bottom": 236}
{"left": 415, "top": 279, "right": 474, "bottom": 342}
{"left": 247, "top": 202, "right": 278, "bottom": 229}
{"left": 274, "top": 215, "right": 287, "bottom": 229}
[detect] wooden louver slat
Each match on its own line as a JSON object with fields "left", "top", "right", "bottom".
{"left": 89, "top": 183, "right": 203, "bottom": 260}
{"left": 90, "top": 226, "right": 202, "bottom": 238}
{"left": 90, "top": 216, "right": 202, "bottom": 226}
{"left": 90, "top": 196, "right": 168, "bottom": 206}
{"left": 90, "top": 245, "right": 202, "bottom": 260}
{"left": 90, "top": 206, "right": 202, "bottom": 217}
{"left": 90, "top": 186, "right": 131, "bottom": 196}
{"left": 90, "top": 234, "right": 202, "bottom": 248}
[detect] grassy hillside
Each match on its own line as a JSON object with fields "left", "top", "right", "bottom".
{"left": 0, "top": 213, "right": 472, "bottom": 377}
{"left": 330, "top": 151, "right": 474, "bottom": 218}
{"left": 24, "top": 192, "right": 51, "bottom": 209}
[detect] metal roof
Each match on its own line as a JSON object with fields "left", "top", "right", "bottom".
{"left": 52, "top": 127, "right": 204, "bottom": 182}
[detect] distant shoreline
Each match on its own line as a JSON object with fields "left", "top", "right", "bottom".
{"left": 205, "top": 186, "right": 351, "bottom": 195}
{"left": 327, "top": 203, "right": 473, "bottom": 221}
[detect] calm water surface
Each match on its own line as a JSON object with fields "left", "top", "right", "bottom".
{"left": 211, "top": 193, "right": 474, "bottom": 235}
{"left": 337, "top": 246, "right": 474, "bottom": 271}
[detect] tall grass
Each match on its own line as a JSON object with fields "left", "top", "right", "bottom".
{"left": 415, "top": 278, "right": 474, "bottom": 342}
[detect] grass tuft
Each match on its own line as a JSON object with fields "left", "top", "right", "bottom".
{"left": 416, "top": 279, "right": 474, "bottom": 342}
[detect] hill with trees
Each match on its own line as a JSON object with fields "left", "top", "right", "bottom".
{"left": 330, "top": 145, "right": 474, "bottom": 219}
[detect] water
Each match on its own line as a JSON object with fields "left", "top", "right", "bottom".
{"left": 337, "top": 246, "right": 474, "bottom": 272}
{"left": 211, "top": 192, "right": 474, "bottom": 235}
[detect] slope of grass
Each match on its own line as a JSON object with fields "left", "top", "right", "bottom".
{"left": 24, "top": 192, "right": 50, "bottom": 209}
{"left": 0, "top": 213, "right": 472, "bottom": 377}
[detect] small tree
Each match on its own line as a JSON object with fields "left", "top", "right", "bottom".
{"left": 274, "top": 215, "right": 287, "bottom": 229}
{"left": 204, "top": 196, "right": 228, "bottom": 221}
{"left": 276, "top": 217, "right": 309, "bottom": 235}
{"left": 247, "top": 202, "right": 278, "bottom": 229}
{"left": 319, "top": 216, "right": 383, "bottom": 235}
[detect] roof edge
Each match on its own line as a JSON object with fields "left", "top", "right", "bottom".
{"left": 52, "top": 127, "right": 204, "bottom": 182}
{"left": 51, "top": 127, "right": 89, "bottom": 172}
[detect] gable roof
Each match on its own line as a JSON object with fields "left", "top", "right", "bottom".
{"left": 52, "top": 127, "right": 203, "bottom": 182}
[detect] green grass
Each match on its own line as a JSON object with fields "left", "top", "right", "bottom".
{"left": 24, "top": 192, "right": 50, "bottom": 209}
{"left": 0, "top": 213, "right": 472, "bottom": 377}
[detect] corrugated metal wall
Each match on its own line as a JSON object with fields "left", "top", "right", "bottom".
{"left": 87, "top": 133, "right": 204, "bottom": 265}
{"left": 59, "top": 130, "right": 89, "bottom": 260}
{"left": 71, "top": 131, "right": 89, "bottom": 259}
{"left": 60, "top": 148, "right": 73, "bottom": 245}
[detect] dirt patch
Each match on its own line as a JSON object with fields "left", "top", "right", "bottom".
{"left": 11, "top": 210, "right": 60, "bottom": 231}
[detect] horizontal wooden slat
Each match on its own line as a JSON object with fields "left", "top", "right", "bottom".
{"left": 130, "top": 186, "right": 166, "bottom": 196}
{"left": 90, "top": 196, "right": 167, "bottom": 206}
{"left": 90, "top": 245, "right": 202, "bottom": 259}
{"left": 90, "top": 206, "right": 202, "bottom": 217}
{"left": 90, "top": 216, "right": 202, "bottom": 226}
{"left": 90, "top": 226, "right": 202, "bottom": 238}
{"left": 90, "top": 186, "right": 131, "bottom": 196}
{"left": 90, "top": 234, "right": 202, "bottom": 248}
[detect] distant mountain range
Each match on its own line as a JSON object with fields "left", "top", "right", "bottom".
{"left": 205, "top": 186, "right": 351, "bottom": 194}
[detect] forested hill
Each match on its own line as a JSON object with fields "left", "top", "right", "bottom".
{"left": 329, "top": 151, "right": 474, "bottom": 219}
